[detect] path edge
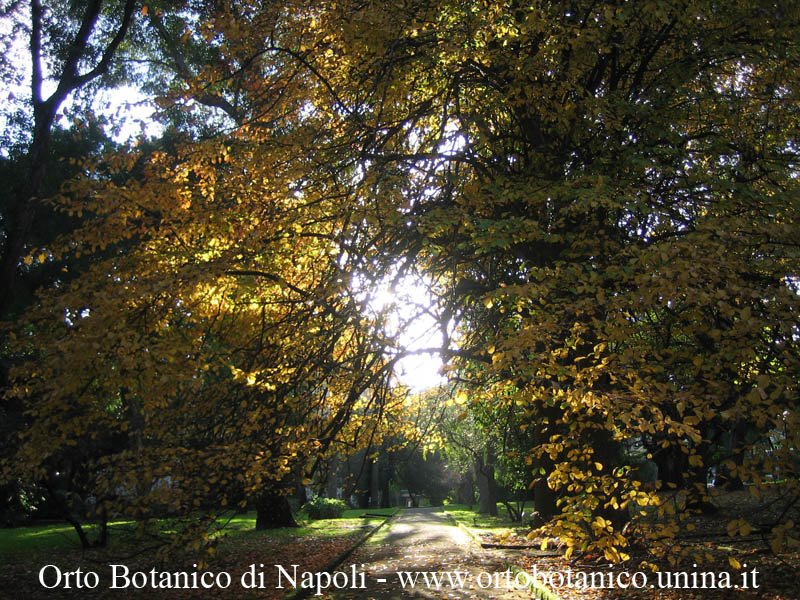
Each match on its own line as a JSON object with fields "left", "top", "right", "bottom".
{"left": 287, "top": 512, "right": 399, "bottom": 600}
{"left": 449, "top": 515, "right": 563, "bottom": 600}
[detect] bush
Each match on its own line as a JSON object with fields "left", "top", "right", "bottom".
{"left": 303, "top": 496, "right": 348, "bottom": 520}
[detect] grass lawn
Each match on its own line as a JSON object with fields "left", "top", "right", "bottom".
{"left": 0, "top": 507, "right": 400, "bottom": 556}
{"left": 0, "top": 520, "right": 136, "bottom": 556}
{"left": 0, "top": 507, "right": 399, "bottom": 598}
{"left": 441, "top": 503, "right": 528, "bottom": 538}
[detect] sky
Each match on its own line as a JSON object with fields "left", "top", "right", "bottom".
{"left": 364, "top": 274, "right": 447, "bottom": 392}
{"left": 0, "top": 16, "right": 446, "bottom": 391}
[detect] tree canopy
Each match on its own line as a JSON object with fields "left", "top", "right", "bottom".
{"left": 2, "top": 0, "right": 799, "bottom": 563}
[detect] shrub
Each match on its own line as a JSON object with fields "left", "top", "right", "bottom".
{"left": 303, "top": 496, "right": 348, "bottom": 520}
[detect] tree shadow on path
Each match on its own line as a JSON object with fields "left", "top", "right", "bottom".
{"left": 328, "top": 507, "right": 535, "bottom": 599}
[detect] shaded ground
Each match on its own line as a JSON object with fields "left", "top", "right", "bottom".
{"left": 468, "top": 488, "right": 800, "bottom": 600}
{"left": 0, "top": 521, "right": 375, "bottom": 599}
{"left": 4, "top": 492, "right": 798, "bottom": 599}
{"left": 328, "top": 507, "right": 536, "bottom": 599}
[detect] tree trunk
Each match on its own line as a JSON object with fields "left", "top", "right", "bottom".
{"left": 379, "top": 459, "right": 392, "bottom": 509}
{"left": 369, "top": 458, "right": 381, "bottom": 508}
{"left": 720, "top": 424, "right": 747, "bottom": 491}
{"left": 0, "top": 116, "right": 49, "bottom": 315}
{"left": 292, "top": 465, "right": 308, "bottom": 506}
{"left": 591, "top": 428, "right": 629, "bottom": 529}
{"left": 531, "top": 405, "right": 560, "bottom": 524}
{"left": 455, "top": 471, "right": 475, "bottom": 506}
{"left": 475, "top": 452, "right": 497, "bottom": 516}
{"left": 652, "top": 443, "right": 687, "bottom": 488}
{"left": 96, "top": 505, "right": 109, "bottom": 548}
{"left": 255, "top": 490, "right": 297, "bottom": 529}
{"left": 533, "top": 475, "right": 558, "bottom": 524}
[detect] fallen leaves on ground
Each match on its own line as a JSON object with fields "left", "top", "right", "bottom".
{"left": 475, "top": 490, "right": 800, "bottom": 600}
{"left": 0, "top": 525, "right": 373, "bottom": 599}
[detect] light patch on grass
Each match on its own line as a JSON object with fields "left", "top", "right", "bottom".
{"left": 0, "top": 508, "right": 401, "bottom": 555}
{"left": 441, "top": 504, "right": 521, "bottom": 537}
{"left": 0, "top": 520, "right": 134, "bottom": 555}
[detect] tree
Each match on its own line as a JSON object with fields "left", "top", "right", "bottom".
{"left": 2, "top": 0, "right": 411, "bottom": 545}
{"left": 0, "top": 1, "right": 142, "bottom": 533}
{"left": 5, "top": 122, "right": 408, "bottom": 532}
{"left": 3, "top": 0, "right": 799, "bottom": 564}
{"left": 0, "top": 117, "right": 124, "bottom": 529}
{"left": 0, "top": 0, "right": 138, "bottom": 314}
{"left": 435, "top": 384, "right": 537, "bottom": 518}
{"left": 313, "top": 0, "right": 800, "bottom": 561}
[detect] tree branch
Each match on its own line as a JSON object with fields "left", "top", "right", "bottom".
{"left": 147, "top": 10, "right": 241, "bottom": 122}
{"left": 70, "top": 0, "right": 137, "bottom": 89}
{"left": 30, "top": 0, "right": 43, "bottom": 106}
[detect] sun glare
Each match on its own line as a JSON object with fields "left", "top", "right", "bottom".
{"left": 366, "top": 274, "right": 446, "bottom": 392}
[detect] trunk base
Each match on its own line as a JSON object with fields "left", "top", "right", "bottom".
{"left": 255, "top": 492, "right": 297, "bottom": 529}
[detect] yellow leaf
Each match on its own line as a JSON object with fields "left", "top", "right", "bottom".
{"left": 740, "top": 520, "right": 753, "bottom": 536}
{"left": 728, "top": 556, "right": 741, "bottom": 570}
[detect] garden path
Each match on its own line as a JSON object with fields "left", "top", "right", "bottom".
{"left": 328, "top": 507, "right": 536, "bottom": 599}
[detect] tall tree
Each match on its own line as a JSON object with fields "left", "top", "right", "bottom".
{"left": 0, "top": 0, "right": 137, "bottom": 314}
{"left": 315, "top": 0, "right": 800, "bottom": 561}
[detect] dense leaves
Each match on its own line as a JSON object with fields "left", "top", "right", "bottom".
{"left": 2, "top": 0, "right": 799, "bottom": 565}
{"left": 316, "top": 0, "right": 800, "bottom": 562}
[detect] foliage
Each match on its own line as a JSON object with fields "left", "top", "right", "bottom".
{"left": 303, "top": 496, "right": 349, "bottom": 520}
{"left": 2, "top": 0, "right": 409, "bottom": 552}
{"left": 2, "top": 0, "right": 799, "bottom": 566}
{"left": 314, "top": 0, "right": 800, "bottom": 563}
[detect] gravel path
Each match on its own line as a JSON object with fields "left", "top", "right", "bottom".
{"left": 328, "top": 507, "right": 536, "bottom": 599}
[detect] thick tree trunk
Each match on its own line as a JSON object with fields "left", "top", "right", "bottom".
{"left": 475, "top": 451, "right": 497, "bottom": 516}
{"left": 533, "top": 475, "right": 558, "bottom": 524}
{"left": 255, "top": 491, "right": 297, "bottom": 529}
{"left": 455, "top": 471, "right": 475, "bottom": 506}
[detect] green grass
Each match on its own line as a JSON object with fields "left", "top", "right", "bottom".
{"left": 363, "top": 514, "right": 401, "bottom": 545}
{"left": 341, "top": 507, "right": 400, "bottom": 518}
{"left": 441, "top": 503, "right": 523, "bottom": 536}
{"left": 215, "top": 507, "right": 399, "bottom": 541}
{"left": 0, "top": 507, "right": 401, "bottom": 556}
{"left": 0, "top": 520, "right": 139, "bottom": 555}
